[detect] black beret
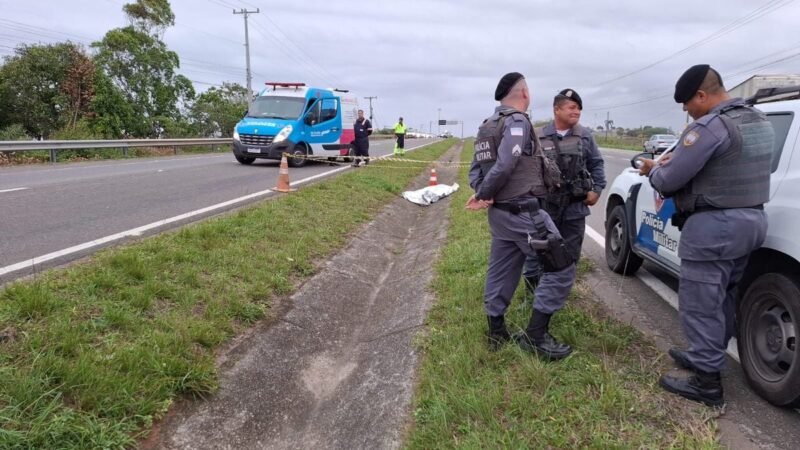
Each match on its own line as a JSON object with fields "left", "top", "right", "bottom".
{"left": 495, "top": 72, "right": 525, "bottom": 101}
{"left": 555, "top": 88, "right": 582, "bottom": 110}
{"left": 674, "top": 64, "right": 710, "bottom": 103}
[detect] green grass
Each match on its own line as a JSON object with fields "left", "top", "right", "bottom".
{"left": 0, "top": 139, "right": 455, "bottom": 449}
{"left": 596, "top": 136, "right": 646, "bottom": 151}
{"left": 405, "top": 139, "right": 719, "bottom": 449}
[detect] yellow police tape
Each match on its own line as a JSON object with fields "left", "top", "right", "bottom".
{"left": 281, "top": 152, "right": 471, "bottom": 167}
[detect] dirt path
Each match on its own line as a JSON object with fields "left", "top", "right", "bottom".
{"left": 142, "top": 143, "right": 464, "bottom": 449}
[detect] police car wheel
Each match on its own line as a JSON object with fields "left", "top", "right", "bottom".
{"left": 288, "top": 145, "right": 307, "bottom": 168}
{"left": 605, "top": 205, "right": 643, "bottom": 275}
{"left": 738, "top": 273, "right": 800, "bottom": 407}
{"left": 235, "top": 154, "right": 255, "bottom": 165}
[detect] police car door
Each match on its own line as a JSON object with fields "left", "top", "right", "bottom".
{"left": 633, "top": 147, "right": 681, "bottom": 272}
{"left": 306, "top": 97, "right": 342, "bottom": 153}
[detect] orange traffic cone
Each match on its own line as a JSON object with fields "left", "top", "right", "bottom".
{"left": 276, "top": 154, "right": 296, "bottom": 192}
{"left": 429, "top": 168, "right": 438, "bottom": 186}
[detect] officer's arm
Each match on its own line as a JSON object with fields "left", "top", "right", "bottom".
{"left": 366, "top": 120, "right": 373, "bottom": 134}
{"left": 477, "top": 116, "right": 527, "bottom": 200}
{"left": 649, "top": 123, "right": 724, "bottom": 194}
{"left": 585, "top": 134, "right": 606, "bottom": 192}
{"left": 468, "top": 158, "right": 484, "bottom": 191}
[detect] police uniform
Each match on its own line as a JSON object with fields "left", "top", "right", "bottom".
{"left": 469, "top": 73, "right": 575, "bottom": 359}
{"left": 352, "top": 117, "right": 372, "bottom": 166}
{"left": 522, "top": 109, "right": 606, "bottom": 285}
{"left": 648, "top": 64, "right": 772, "bottom": 406}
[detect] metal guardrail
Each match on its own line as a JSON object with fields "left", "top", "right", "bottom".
{"left": 0, "top": 138, "right": 233, "bottom": 163}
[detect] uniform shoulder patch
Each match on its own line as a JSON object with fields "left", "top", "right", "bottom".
{"left": 510, "top": 127, "right": 524, "bottom": 136}
{"left": 511, "top": 144, "right": 522, "bottom": 156}
{"left": 683, "top": 130, "right": 700, "bottom": 147}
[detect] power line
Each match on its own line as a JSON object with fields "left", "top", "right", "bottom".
{"left": 595, "top": 0, "right": 795, "bottom": 86}
{"left": 253, "top": 14, "right": 345, "bottom": 88}
{"left": 247, "top": 21, "right": 334, "bottom": 86}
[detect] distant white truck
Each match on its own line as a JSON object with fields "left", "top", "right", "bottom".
{"left": 728, "top": 74, "right": 800, "bottom": 99}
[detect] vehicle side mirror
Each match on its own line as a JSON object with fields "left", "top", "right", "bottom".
{"left": 630, "top": 151, "right": 655, "bottom": 169}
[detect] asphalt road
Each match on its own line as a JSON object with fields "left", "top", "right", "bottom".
{"left": 0, "top": 137, "right": 438, "bottom": 282}
{"left": 586, "top": 147, "right": 799, "bottom": 449}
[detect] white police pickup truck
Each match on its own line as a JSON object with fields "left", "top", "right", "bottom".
{"left": 604, "top": 86, "right": 800, "bottom": 407}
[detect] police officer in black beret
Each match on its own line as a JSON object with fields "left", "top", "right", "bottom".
{"left": 521, "top": 88, "right": 606, "bottom": 297}
{"left": 638, "top": 65, "right": 773, "bottom": 406}
{"left": 467, "top": 73, "right": 575, "bottom": 359}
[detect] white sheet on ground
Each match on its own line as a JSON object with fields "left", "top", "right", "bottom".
{"left": 402, "top": 183, "right": 459, "bottom": 206}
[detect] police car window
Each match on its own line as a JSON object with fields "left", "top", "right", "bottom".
{"left": 320, "top": 98, "right": 338, "bottom": 123}
{"left": 766, "top": 112, "right": 793, "bottom": 173}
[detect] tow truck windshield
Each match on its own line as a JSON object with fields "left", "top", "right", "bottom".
{"left": 247, "top": 96, "right": 306, "bottom": 120}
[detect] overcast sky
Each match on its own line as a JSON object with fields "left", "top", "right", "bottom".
{"left": 2, "top": 0, "right": 800, "bottom": 136}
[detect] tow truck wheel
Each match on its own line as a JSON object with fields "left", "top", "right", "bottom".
{"left": 345, "top": 143, "right": 355, "bottom": 163}
{"left": 605, "top": 205, "right": 643, "bottom": 275}
{"left": 235, "top": 154, "right": 255, "bottom": 165}
{"left": 738, "top": 273, "right": 800, "bottom": 407}
{"left": 289, "top": 144, "right": 308, "bottom": 168}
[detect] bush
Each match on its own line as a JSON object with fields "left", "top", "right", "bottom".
{"left": 0, "top": 124, "right": 29, "bottom": 141}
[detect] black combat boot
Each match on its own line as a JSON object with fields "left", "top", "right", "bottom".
{"left": 668, "top": 347, "right": 702, "bottom": 372}
{"left": 659, "top": 369, "right": 724, "bottom": 407}
{"left": 524, "top": 275, "right": 539, "bottom": 299}
{"left": 487, "top": 315, "right": 510, "bottom": 352}
{"left": 515, "top": 311, "right": 572, "bottom": 360}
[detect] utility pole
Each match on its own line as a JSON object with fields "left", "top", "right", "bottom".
{"left": 604, "top": 111, "right": 614, "bottom": 139}
{"left": 234, "top": 8, "right": 259, "bottom": 100}
{"left": 363, "top": 96, "right": 377, "bottom": 126}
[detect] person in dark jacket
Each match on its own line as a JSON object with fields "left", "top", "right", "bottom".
{"left": 352, "top": 109, "right": 373, "bottom": 167}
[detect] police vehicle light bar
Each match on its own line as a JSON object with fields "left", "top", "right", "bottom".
{"left": 265, "top": 82, "right": 305, "bottom": 87}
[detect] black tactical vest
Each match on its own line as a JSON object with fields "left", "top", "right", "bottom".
{"left": 473, "top": 110, "right": 550, "bottom": 201}
{"left": 537, "top": 125, "right": 593, "bottom": 199}
{"left": 675, "top": 105, "right": 773, "bottom": 212}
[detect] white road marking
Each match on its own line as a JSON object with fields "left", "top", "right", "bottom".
{"left": 0, "top": 187, "right": 28, "bottom": 193}
{"left": 1, "top": 141, "right": 439, "bottom": 278}
{"left": 0, "top": 187, "right": 273, "bottom": 277}
{"left": 584, "top": 224, "right": 740, "bottom": 363}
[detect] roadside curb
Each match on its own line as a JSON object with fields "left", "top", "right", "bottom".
{"left": 142, "top": 142, "right": 464, "bottom": 449}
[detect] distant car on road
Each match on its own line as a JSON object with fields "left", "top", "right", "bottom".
{"left": 604, "top": 86, "right": 800, "bottom": 408}
{"left": 643, "top": 134, "right": 677, "bottom": 153}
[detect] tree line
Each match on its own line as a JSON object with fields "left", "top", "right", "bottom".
{"left": 0, "top": 0, "right": 248, "bottom": 141}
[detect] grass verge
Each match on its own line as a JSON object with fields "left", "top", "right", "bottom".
{"left": 0, "top": 145, "right": 228, "bottom": 166}
{"left": 405, "top": 139, "right": 719, "bottom": 448}
{"left": 0, "top": 139, "right": 454, "bottom": 449}
{"left": 595, "top": 136, "right": 645, "bottom": 151}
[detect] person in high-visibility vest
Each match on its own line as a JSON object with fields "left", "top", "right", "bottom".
{"left": 393, "top": 117, "right": 407, "bottom": 156}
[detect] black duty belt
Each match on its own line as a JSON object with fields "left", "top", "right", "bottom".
{"left": 692, "top": 204, "right": 764, "bottom": 214}
{"left": 492, "top": 199, "right": 541, "bottom": 214}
